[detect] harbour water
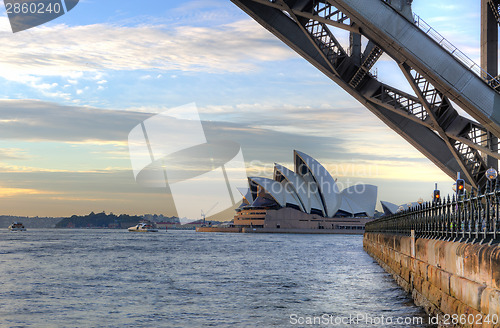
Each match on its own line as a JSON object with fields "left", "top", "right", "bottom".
{"left": 0, "top": 230, "right": 434, "bottom": 327}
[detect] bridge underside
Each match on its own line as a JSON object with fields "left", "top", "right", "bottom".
{"left": 232, "top": 0, "right": 500, "bottom": 191}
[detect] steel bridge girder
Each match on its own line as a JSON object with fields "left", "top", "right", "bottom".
{"left": 232, "top": 0, "right": 499, "bottom": 189}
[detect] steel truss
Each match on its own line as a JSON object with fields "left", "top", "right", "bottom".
{"left": 489, "top": 0, "right": 500, "bottom": 26}
{"left": 232, "top": 0, "right": 500, "bottom": 190}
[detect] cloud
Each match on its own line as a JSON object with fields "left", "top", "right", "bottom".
{"left": 0, "top": 99, "right": 449, "bottom": 181}
{"left": 0, "top": 187, "right": 52, "bottom": 197}
{"left": 0, "top": 100, "right": 346, "bottom": 161}
{"left": 199, "top": 102, "right": 426, "bottom": 161}
{"left": 0, "top": 99, "right": 451, "bottom": 217}
{"left": 0, "top": 99, "right": 431, "bottom": 164}
{"left": 0, "top": 168, "right": 179, "bottom": 216}
{"left": 0, "top": 19, "right": 296, "bottom": 82}
{"left": 0, "top": 99, "right": 150, "bottom": 142}
{"left": 0, "top": 148, "right": 30, "bottom": 160}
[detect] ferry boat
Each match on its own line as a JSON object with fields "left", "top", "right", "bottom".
{"left": 128, "top": 222, "right": 158, "bottom": 232}
{"left": 8, "top": 222, "right": 26, "bottom": 231}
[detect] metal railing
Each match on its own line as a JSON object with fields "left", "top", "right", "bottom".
{"left": 366, "top": 186, "right": 500, "bottom": 244}
{"left": 382, "top": 0, "right": 500, "bottom": 89}
{"left": 412, "top": 13, "right": 500, "bottom": 90}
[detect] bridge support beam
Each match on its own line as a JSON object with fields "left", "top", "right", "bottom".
{"left": 482, "top": 0, "right": 498, "bottom": 169}
{"left": 482, "top": 0, "right": 498, "bottom": 78}
{"left": 233, "top": 0, "right": 500, "bottom": 189}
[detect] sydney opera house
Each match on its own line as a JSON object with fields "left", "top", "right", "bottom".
{"left": 233, "top": 150, "right": 377, "bottom": 233}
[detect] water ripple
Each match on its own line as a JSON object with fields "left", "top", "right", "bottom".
{"left": 0, "top": 230, "right": 435, "bottom": 327}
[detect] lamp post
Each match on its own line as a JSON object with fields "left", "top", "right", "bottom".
{"left": 486, "top": 167, "right": 498, "bottom": 194}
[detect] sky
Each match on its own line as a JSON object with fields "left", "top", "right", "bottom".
{"left": 0, "top": 0, "right": 487, "bottom": 219}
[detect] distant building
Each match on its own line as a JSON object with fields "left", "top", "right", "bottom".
{"left": 380, "top": 201, "right": 421, "bottom": 216}
{"left": 233, "top": 150, "right": 377, "bottom": 233}
{"left": 142, "top": 214, "right": 180, "bottom": 224}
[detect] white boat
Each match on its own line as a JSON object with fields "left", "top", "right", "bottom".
{"left": 8, "top": 222, "right": 26, "bottom": 231}
{"left": 128, "top": 222, "right": 158, "bottom": 232}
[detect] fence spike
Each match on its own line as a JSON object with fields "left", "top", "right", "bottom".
{"left": 365, "top": 188, "right": 493, "bottom": 245}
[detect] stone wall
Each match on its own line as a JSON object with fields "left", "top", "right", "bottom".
{"left": 364, "top": 233, "right": 500, "bottom": 328}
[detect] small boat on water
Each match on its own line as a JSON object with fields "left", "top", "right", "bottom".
{"left": 128, "top": 222, "right": 158, "bottom": 232}
{"left": 8, "top": 222, "right": 26, "bottom": 231}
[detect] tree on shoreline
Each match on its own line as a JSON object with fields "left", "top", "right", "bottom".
{"left": 55, "top": 211, "right": 143, "bottom": 229}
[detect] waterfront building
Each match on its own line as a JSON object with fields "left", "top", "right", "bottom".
{"left": 233, "top": 150, "right": 377, "bottom": 233}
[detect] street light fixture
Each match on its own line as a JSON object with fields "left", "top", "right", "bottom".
{"left": 486, "top": 168, "right": 498, "bottom": 181}
{"left": 485, "top": 167, "right": 498, "bottom": 193}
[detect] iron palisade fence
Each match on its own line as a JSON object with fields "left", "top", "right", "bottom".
{"left": 365, "top": 183, "right": 500, "bottom": 245}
